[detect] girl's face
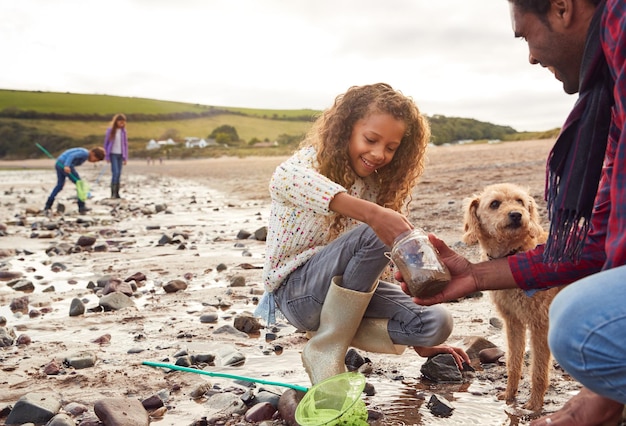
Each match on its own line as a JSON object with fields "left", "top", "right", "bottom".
{"left": 348, "top": 112, "right": 405, "bottom": 178}
{"left": 116, "top": 118, "right": 126, "bottom": 128}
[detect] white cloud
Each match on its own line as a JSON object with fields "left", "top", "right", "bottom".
{"left": 0, "top": 0, "right": 577, "bottom": 131}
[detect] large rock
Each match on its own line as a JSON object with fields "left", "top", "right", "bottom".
{"left": 5, "top": 392, "right": 61, "bottom": 425}
{"left": 94, "top": 397, "right": 149, "bottom": 426}
{"left": 99, "top": 292, "right": 136, "bottom": 310}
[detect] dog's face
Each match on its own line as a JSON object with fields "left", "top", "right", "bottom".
{"left": 463, "top": 183, "right": 545, "bottom": 259}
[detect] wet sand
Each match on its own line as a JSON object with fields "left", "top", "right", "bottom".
{"left": 0, "top": 140, "right": 587, "bottom": 425}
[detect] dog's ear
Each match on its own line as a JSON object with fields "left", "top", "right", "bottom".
{"left": 526, "top": 195, "right": 545, "bottom": 238}
{"left": 462, "top": 196, "right": 481, "bottom": 245}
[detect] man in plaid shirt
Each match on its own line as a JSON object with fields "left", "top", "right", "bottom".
{"left": 401, "top": 1, "right": 626, "bottom": 424}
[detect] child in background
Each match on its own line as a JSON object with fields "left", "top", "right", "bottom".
{"left": 44, "top": 147, "right": 105, "bottom": 214}
{"left": 103, "top": 113, "right": 128, "bottom": 199}
{"left": 256, "top": 83, "right": 469, "bottom": 385}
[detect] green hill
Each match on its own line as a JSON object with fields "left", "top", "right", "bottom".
{"left": 0, "top": 89, "right": 557, "bottom": 160}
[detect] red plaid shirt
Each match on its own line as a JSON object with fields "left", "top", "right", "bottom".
{"left": 510, "top": 0, "right": 626, "bottom": 290}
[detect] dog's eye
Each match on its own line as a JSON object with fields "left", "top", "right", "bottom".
{"left": 489, "top": 200, "right": 501, "bottom": 209}
{"left": 516, "top": 199, "right": 525, "bottom": 206}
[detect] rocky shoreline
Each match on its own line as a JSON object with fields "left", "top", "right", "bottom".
{"left": 0, "top": 144, "right": 598, "bottom": 425}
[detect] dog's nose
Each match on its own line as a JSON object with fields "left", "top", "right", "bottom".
{"left": 509, "top": 211, "right": 522, "bottom": 224}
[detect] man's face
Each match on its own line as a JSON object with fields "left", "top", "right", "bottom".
{"left": 509, "top": 3, "right": 585, "bottom": 94}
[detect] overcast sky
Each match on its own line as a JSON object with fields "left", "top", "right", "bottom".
{"left": 3, "top": 1, "right": 578, "bottom": 132}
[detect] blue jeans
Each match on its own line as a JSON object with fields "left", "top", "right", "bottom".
{"left": 548, "top": 265, "right": 626, "bottom": 404}
{"left": 46, "top": 165, "right": 79, "bottom": 201}
{"left": 274, "top": 224, "right": 453, "bottom": 347}
{"left": 109, "top": 154, "right": 123, "bottom": 184}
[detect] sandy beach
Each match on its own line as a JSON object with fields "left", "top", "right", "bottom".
{"left": 0, "top": 139, "right": 591, "bottom": 425}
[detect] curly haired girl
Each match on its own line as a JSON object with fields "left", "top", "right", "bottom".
{"left": 256, "top": 83, "right": 468, "bottom": 385}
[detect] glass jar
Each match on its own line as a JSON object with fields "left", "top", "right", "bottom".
{"left": 390, "top": 228, "right": 451, "bottom": 298}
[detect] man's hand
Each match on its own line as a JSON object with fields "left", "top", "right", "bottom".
{"left": 396, "top": 234, "right": 479, "bottom": 305}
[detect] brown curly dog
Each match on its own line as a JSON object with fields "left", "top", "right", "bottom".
{"left": 463, "top": 183, "right": 560, "bottom": 412}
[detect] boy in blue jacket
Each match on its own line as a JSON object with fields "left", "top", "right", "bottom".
{"left": 44, "top": 147, "right": 105, "bottom": 214}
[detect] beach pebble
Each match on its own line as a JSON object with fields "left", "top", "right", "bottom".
{"left": 92, "top": 334, "right": 111, "bottom": 345}
{"left": 193, "top": 353, "right": 216, "bottom": 364}
{"left": 200, "top": 312, "right": 219, "bottom": 324}
{"left": 479, "top": 347, "right": 505, "bottom": 364}
{"left": 8, "top": 278, "right": 34, "bottom": 292}
{"left": 16, "top": 334, "right": 31, "bottom": 345}
{"left": 0, "top": 327, "right": 16, "bottom": 347}
{"left": 9, "top": 295, "right": 29, "bottom": 313}
{"left": 76, "top": 235, "right": 96, "bottom": 247}
{"left": 174, "top": 356, "right": 192, "bottom": 367}
{"left": 103, "top": 279, "right": 133, "bottom": 296}
{"left": 245, "top": 401, "right": 277, "bottom": 422}
{"left": 213, "top": 324, "right": 248, "bottom": 339}
{"left": 63, "top": 402, "right": 89, "bottom": 416}
{"left": 277, "top": 389, "right": 305, "bottom": 426}
{"left": 44, "top": 360, "right": 62, "bottom": 375}
{"left": 254, "top": 226, "right": 267, "bottom": 241}
{"left": 46, "top": 413, "right": 74, "bottom": 426}
{"left": 427, "top": 394, "right": 454, "bottom": 418}
{"left": 229, "top": 275, "right": 246, "bottom": 287}
{"left": 462, "top": 335, "right": 498, "bottom": 361}
{"left": 420, "top": 354, "right": 463, "bottom": 383}
{"left": 236, "top": 229, "right": 252, "bottom": 239}
{"left": 489, "top": 317, "right": 504, "bottom": 329}
{"left": 0, "top": 270, "right": 22, "bottom": 281}
{"left": 94, "top": 397, "right": 149, "bottom": 426}
{"left": 98, "top": 292, "right": 136, "bottom": 310}
{"left": 190, "top": 383, "right": 213, "bottom": 399}
{"left": 65, "top": 351, "right": 97, "bottom": 369}
{"left": 125, "top": 271, "right": 147, "bottom": 283}
{"left": 163, "top": 279, "right": 187, "bottom": 293}
{"left": 204, "top": 392, "right": 247, "bottom": 420}
{"left": 69, "top": 298, "right": 85, "bottom": 316}
{"left": 233, "top": 312, "right": 263, "bottom": 333}
{"left": 0, "top": 248, "right": 16, "bottom": 257}
{"left": 141, "top": 394, "right": 165, "bottom": 410}
{"left": 5, "top": 392, "right": 61, "bottom": 425}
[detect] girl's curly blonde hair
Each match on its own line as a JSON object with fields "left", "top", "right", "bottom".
{"left": 301, "top": 83, "right": 430, "bottom": 237}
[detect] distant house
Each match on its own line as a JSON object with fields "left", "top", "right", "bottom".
{"left": 146, "top": 138, "right": 177, "bottom": 150}
{"left": 158, "top": 138, "right": 177, "bottom": 147}
{"left": 252, "top": 141, "right": 279, "bottom": 148}
{"left": 146, "top": 139, "right": 160, "bottom": 150}
{"left": 184, "top": 137, "right": 218, "bottom": 148}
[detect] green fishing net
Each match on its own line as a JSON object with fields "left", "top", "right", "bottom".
{"left": 75, "top": 179, "right": 89, "bottom": 202}
{"left": 295, "top": 372, "right": 368, "bottom": 426}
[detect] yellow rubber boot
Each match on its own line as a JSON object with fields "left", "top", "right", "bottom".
{"left": 301, "top": 276, "right": 375, "bottom": 385}
{"left": 351, "top": 318, "right": 407, "bottom": 355}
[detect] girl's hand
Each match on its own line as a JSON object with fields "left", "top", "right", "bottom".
{"left": 64, "top": 166, "right": 71, "bottom": 174}
{"left": 396, "top": 234, "right": 480, "bottom": 305}
{"left": 367, "top": 206, "right": 413, "bottom": 247}
{"left": 413, "top": 344, "right": 471, "bottom": 370}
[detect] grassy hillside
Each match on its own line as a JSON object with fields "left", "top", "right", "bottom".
{"left": 0, "top": 89, "right": 318, "bottom": 159}
{"left": 1, "top": 116, "right": 312, "bottom": 147}
{"left": 0, "top": 89, "right": 317, "bottom": 119}
{"left": 0, "top": 89, "right": 555, "bottom": 160}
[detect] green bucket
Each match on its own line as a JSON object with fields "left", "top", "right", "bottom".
{"left": 295, "top": 372, "right": 368, "bottom": 426}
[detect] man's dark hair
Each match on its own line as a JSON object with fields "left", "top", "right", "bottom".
{"left": 509, "top": 0, "right": 601, "bottom": 17}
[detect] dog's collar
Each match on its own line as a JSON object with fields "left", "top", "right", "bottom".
{"left": 486, "top": 247, "right": 522, "bottom": 260}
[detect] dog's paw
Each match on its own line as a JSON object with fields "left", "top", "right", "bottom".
{"left": 522, "top": 397, "right": 544, "bottom": 412}
{"left": 497, "top": 390, "right": 516, "bottom": 404}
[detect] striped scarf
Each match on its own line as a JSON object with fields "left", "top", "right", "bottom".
{"left": 544, "top": 0, "right": 613, "bottom": 264}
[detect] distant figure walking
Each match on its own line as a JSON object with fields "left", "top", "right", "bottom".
{"left": 103, "top": 113, "right": 128, "bottom": 198}
{"left": 44, "top": 147, "right": 105, "bottom": 214}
